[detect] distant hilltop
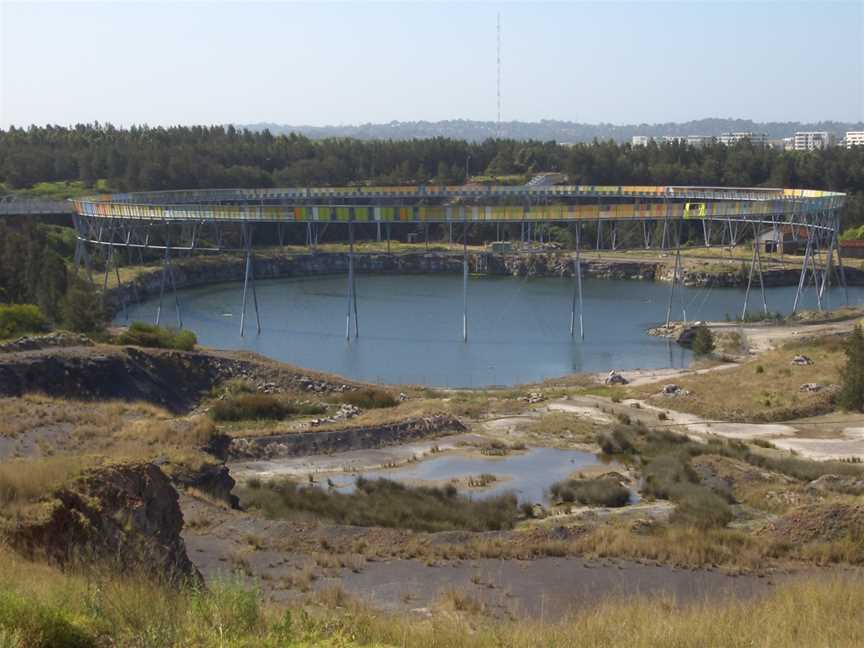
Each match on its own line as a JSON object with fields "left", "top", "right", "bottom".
{"left": 237, "top": 118, "right": 864, "bottom": 143}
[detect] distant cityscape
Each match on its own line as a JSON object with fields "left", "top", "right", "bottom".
{"left": 239, "top": 118, "right": 864, "bottom": 144}
{"left": 631, "top": 130, "right": 864, "bottom": 150}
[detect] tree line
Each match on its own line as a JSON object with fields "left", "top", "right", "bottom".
{"left": 0, "top": 123, "right": 862, "bottom": 227}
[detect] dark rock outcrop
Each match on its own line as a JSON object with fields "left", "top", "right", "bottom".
{"left": 9, "top": 463, "right": 200, "bottom": 582}
{"left": 171, "top": 462, "right": 239, "bottom": 509}
{"left": 0, "top": 345, "right": 357, "bottom": 412}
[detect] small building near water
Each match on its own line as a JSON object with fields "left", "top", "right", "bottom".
{"left": 756, "top": 226, "right": 808, "bottom": 255}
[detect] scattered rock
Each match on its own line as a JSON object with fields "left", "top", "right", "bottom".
{"left": 0, "top": 332, "right": 93, "bottom": 354}
{"left": 806, "top": 475, "right": 864, "bottom": 496}
{"left": 519, "top": 391, "right": 546, "bottom": 404}
{"left": 791, "top": 354, "right": 813, "bottom": 366}
{"left": 310, "top": 403, "right": 360, "bottom": 427}
{"left": 531, "top": 504, "right": 548, "bottom": 519}
{"left": 799, "top": 383, "right": 823, "bottom": 392}
{"left": 758, "top": 502, "right": 864, "bottom": 544}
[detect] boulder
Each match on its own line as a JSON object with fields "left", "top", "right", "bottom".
{"left": 792, "top": 355, "right": 813, "bottom": 366}
{"left": 799, "top": 383, "right": 823, "bottom": 392}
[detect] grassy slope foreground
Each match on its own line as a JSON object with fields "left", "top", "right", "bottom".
{"left": 2, "top": 321, "right": 864, "bottom": 645}
{"left": 1, "top": 546, "right": 863, "bottom": 647}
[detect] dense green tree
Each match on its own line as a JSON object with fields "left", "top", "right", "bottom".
{"left": 691, "top": 326, "right": 715, "bottom": 355}
{"left": 61, "top": 274, "right": 104, "bottom": 333}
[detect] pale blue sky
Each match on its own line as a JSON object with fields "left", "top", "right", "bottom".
{"left": 1, "top": 0, "right": 862, "bottom": 129}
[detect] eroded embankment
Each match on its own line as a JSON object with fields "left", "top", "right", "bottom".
{"left": 0, "top": 344, "right": 359, "bottom": 413}
{"left": 225, "top": 414, "right": 467, "bottom": 460}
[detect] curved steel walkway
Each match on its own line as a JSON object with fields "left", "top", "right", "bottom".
{"left": 69, "top": 185, "right": 848, "bottom": 341}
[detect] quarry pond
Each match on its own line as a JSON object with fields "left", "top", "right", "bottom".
{"left": 231, "top": 443, "right": 609, "bottom": 505}
{"left": 119, "top": 274, "right": 862, "bottom": 387}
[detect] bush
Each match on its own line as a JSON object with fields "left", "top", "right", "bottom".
{"left": 551, "top": 477, "right": 631, "bottom": 508}
{"left": 238, "top": 477, "right": 519, "bottom": 532}
{"left": 596, "top": 426, "right": 635, "bottom": 455}
{"left": 671, "top": 488, "right": 734, "bottom": 529}
{"left": 209, "top": 394, "right": 325, "bottom": 422}
{"left": 691, "top": 326, "right": 715, "bottom": 355}
{"left": 116, "top": 322, "right": 197, "bottom": 351}
{"left": 61, "top": 276, "right": 104, "bottom": 333}
{"left": 340, "top": 388, "right": 398, "bottom": 409}
{"left": 0, "top": 304, "right": 48, "bottom": 339}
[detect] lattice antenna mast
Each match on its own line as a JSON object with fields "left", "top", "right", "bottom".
{"left": 496, "top": 12, "right": 502, "bottom": 139}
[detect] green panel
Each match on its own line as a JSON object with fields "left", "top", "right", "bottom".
{"left": 336, "top": 207, "right": 350, "bottom": 221}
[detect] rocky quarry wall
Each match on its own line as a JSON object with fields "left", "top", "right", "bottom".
{"left": 106, "top": 251, "right": 864, "bottom": 313}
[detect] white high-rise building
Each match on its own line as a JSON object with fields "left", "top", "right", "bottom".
{"left": 631, "top": 135, "right": 651, "bottom": 147}
{"left": 718, "top": 132, "right": 768, "bottom": 146}
{"left": 845, "top": 131, "right": 864, "bottom": 148}
{"left": 793, "top": 131, "right": 835, "bottom": 151}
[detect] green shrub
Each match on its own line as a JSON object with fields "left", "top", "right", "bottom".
{"left": 209, "top": 394, "right": 325, "bottom": 422}
{"left": 550, "top": 477, "right": 630, "bottom": 508}
{"left": 116, "top": 322, "right": 197, "bottom": 351}
{"left": 596, "top": 426, "right": 635, "bottom": 455}
{"left": 691, "top": 326, "right": 715, "bottom": 355}
{"left": 670, "top": 488, "right": 734, "bottom": 529}
{"left": 340, "top": 388, "right": 398, "bottom": 409}
{"left": 0, "top": 304, "right": 48, "bottom": 339}
{"left": 61, "top": 276, "right": 104, "bottom": 333}
{"left": 238, "top": 477, "right": 518, "bottom": 532}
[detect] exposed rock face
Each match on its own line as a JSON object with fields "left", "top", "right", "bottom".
{"left": 105, "top": 252, "right": 660, "bottom": 311}
{"left": 9, "top": 463, "right": 200, "bottom": 582}
{"left": 0, "top": 345, "right": 357, "bottom": 412}
{"left": 101, "top": 251, "right": 864, "bottom": 315}
{"left": 228, "top": 414, "right": 466, "bottom": 460}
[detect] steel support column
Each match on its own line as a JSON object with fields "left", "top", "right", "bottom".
{"left": 462, "top": 218, "right": 469, "bottom": 342}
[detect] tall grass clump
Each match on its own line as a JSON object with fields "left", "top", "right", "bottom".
{"left": 550, "top": 477, "right": 631, "bottom": 508}
{"left": 238, "top": 477, "right": 518, "bottom": 532}
{"left": 0, "top": 304, "right": 48, "bottom": 339}
{"left": 340, "top": 388, "right": 397, "bottom": 409}
{"left": 0, "top": 457, "right": 89, "bottom": 509}
{"left": 115, "top": 322, "right": 197, "bottom": 351}
{"left": 209, "top": 394, "right": 325, "bottom": 422}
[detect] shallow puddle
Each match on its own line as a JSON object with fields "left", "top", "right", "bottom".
{"left": 327, "top": 446, "right": 601, "bottom": 504}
